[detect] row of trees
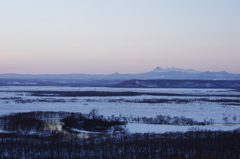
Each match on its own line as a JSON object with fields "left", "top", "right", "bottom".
{"left": 1, "top": 97, "right": 78, "bottom": 103}
{"left": 0, "top": 111, "right": 215, "bottom": 135}
{"left": 0, "top": 130, "right": 240, "bottom": 159}
{"left": 107, "top": 97, "right": 240, "bottom": 104}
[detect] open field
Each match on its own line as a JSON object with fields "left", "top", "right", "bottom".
{"left": 1, "top": 86, "right": 240, "bottom": 133}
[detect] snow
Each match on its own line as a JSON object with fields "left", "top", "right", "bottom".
{"left": 71, "top": 128, "right": 100, "bottom": 134}
{"left": 1, "top": 86, "right": 239, "bottom": 95}
{"left": 0, "top": 86, "right": 240, "bottom": 133}
{"left": 127, "top": 123, "right": 240, "bottom": 133}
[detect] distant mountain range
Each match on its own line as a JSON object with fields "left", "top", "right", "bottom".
{"left": 151, "top": 67, "right": 202, "bottom": 74}
{"left": 113, "top": 79, "right": 240, "bottom": 88}
{"left": 1, "top": 67, "right": 240, "bottom": 80}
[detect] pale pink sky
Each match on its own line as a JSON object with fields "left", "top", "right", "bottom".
{"left": 1, "top": 1, "right": 240, "bottom": 74}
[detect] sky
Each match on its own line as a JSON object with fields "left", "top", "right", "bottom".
{"left": 0, "top": 0, "right": 240, "bottom": 74}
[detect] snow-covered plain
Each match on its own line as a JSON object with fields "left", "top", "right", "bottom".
{"left": 1, "top": 86, "right": 240, "bottom": 94}
{"left": 0, "top": 86, "right": 240, "bottom": 133}
{"left": 127, "top": 123, "right": 240, "bottom": 133}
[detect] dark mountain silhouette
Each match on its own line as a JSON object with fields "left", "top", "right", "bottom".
{"left": 113, "top": 79, "right": 240, "bottom": 88}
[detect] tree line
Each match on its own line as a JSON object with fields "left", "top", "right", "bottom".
{"left": 0, "top": 130, "right": 239, "bottom": 159}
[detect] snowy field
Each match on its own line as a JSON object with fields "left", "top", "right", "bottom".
{"left": 0, "top": 86, "right": 240, "bottom": 133}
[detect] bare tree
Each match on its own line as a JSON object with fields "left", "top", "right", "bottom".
{"left": 88, "top": 108, "right": 99, "bottom": 119}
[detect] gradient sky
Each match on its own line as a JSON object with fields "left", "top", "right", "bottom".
{"left": 1, "top": 0, "right": 240, "bottom": 74}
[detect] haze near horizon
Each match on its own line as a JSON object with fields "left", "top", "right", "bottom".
{"left": 1, "top": 1, "right": 240, "bottom": 74}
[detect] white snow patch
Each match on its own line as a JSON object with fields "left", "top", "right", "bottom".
{"left": 127, "top": 123, "right": 240, "bottom": 133}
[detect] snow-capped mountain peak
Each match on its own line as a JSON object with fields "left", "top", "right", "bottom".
{"left": 152, "top": 67, "right": 163, "bottom": 72}
{"left": 151, "top": 67, "right": 202, "bottom": 74}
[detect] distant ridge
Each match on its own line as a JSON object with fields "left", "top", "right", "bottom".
{"left": 113, "top": 79, "right": 240, "bottom": 88}
{"left": 0, "top": 67, "right": 240, "bottom": 80}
